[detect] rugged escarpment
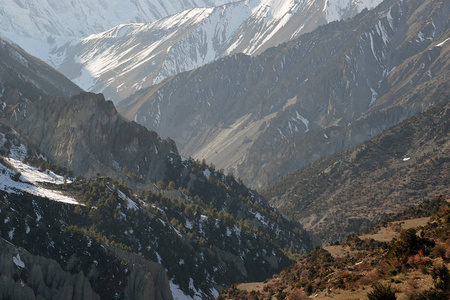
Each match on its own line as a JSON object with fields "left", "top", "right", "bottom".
{"left": 8, "top": 92, "right": 178, "bottom": 182}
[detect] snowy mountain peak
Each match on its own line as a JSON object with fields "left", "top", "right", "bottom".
{"left": 256, "top": 0, "right": 297, "bottom": 19}
{"left": 1, "top": 0, "right": 383, "bottom": 102}
{"left": 325, "top": 0, "right": 382, "bottom": 22}
{"left": 0, "top": 0, "right": 239, "bottom": 38}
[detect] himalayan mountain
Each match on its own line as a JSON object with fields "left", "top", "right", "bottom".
{"left": 0, "top": 0, "right": 382, "bottom": 103}
{"left": 118, "top": 0, "right": 449, "bottom": 188}
{"left": 0, "top": 35, "right": 312, "bottom": 299}
{"left": 265, "top": 98, "right": 450, "bottom": 245}
{"left": 0, "top": 0, "right": 448, "bottom": 299}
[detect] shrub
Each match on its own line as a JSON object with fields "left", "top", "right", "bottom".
{"left": 367, "top": 283, "right": 397, "bottom": 300}
{"left": 288, "top": 289, "right": 308, "bottom": 300}
{"left": 431, "top": 264, "right": 450, "bottom": 292}
{"left": 11, "top": 171, "right": 21, "bottom": 181}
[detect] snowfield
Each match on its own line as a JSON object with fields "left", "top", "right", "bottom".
{"left": 0, "top": 158, "right": 80, "bottom": 205}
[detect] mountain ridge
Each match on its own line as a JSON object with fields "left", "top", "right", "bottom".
{"left": 118, "top": 0, "right": 449, "bottom": 188}
{"left": 264, "top": 99, "right": 450, "bottom": 244}
{"left": 0, "top": 36, "right": 82, "bottom": 106}
{"left": 1, "top": 0, "right": 383, "bottom": 102}
{"left": 0, "top": 43, "right": 312, "bottom": 298}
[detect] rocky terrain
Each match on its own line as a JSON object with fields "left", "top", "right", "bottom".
{"left": 0, "top": 1, "right": 448, "bottom": 299}
{"left": 264, "top": 99, "right": 450, "bottom": 244}
{"left": 7, "top": 92, "right": 179, "bottom": 182}
{"left": 0, "top": 189, "right": 173, "bottom": 300}
{"left": 220, "top": 195, "right": 450, "bottom": 299}
{"left": 0, "top": 43, "right": 312, "bottom": 298}
{"left": 119, "top": 0, "right": 450, "bottom": 188}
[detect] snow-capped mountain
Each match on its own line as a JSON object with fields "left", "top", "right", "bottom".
{"left": 0, "top": 0, "right": 238, "bottom": 38}
{"left": 0, "top": 0, "right": 382, "bottom": 102}
{"left": 118, "top": 0, "right": 450, "bottom": 188}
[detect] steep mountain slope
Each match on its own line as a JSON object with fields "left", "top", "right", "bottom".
{"left": 221, "top": 196, "right": 450, "bottom": 299}
{"left": 264, "top": 100, "right": 450, "bottom": 244}
{"left": 0, "top": 36, "right": 81, "bottom": 107}
{"left": 0, "top": 168, "right": 173, "bottom": 300}
{"left": 0, "top": 46, "right": 312, "bottom": 298}
{"left": 119, "top": 0, "right": 450, "bottom": 188}
{"left": 0, "top": 129, "right": 311, "bottom": 299}
{"left": 6, "top": 92, "right": 179, "bottom": 182}
{"left": 0, "top": 0, "right": 383, "bottom": 103}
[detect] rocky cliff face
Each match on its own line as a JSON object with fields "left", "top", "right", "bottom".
{"left": 119, "top": 0, "right": 450, "bottom": 188}
{"left": 0, "top": 239, "right": 100, "bottom": 300}
{"left": 7, "top": 92, "right": 178, "bottom": 182}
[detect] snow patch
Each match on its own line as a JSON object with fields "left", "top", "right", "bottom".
{"left": 170, "top": 280, "right": 202, "bottom": 300}
{"left": 325, "top": 0, "right": 383, "bottom": 23}
{"left": 118, "top": 190, "right": 138, "bottom": 210}
{"left": 370, "top": 88, "right": 378, "bottom": 106}
{"left": 0, "top": 159, "right": 79, "bottom": 205}
{"left": 295, "top": 111, "right": 309, "bottom": 132}
{"left": 13, "top": 253, "right": 25, "bottom": 268}
{"left": 7, "top": 158, "right": 71, "bottom": 185}
{"left": 435, "top": 37, "right": 450, "bottom": 48}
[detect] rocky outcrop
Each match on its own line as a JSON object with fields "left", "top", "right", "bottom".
{"left": 0, "top": 239, "right": 100, "bottom": 300}
{"left": 7, "top": 92, "right": 179, "bottom": 182}
{"left": 0, "top": 237, "right": 174, "bottom": 300}
{"left": 117, "top": 250, "right": 173, "bottom": 300}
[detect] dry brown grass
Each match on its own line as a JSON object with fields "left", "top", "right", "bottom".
{"left": 359, "top": 217, "right": 430, "bottom": 242}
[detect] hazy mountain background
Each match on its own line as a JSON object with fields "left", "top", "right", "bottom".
{"left": 0, "top": 0, "right": 382, "bottom": 102}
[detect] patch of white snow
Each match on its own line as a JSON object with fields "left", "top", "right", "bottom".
{"left": 13, "top": 253, "right": 25, "bottom": 268}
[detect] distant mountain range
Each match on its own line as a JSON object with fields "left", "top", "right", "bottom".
{"left": 0, "top": 0, "right": 238, "bottom": 38}
{"left": 0, "top": 0, "right": 382, "bottom": 102}
{"left": 118, "top": 0, "right": 449, "bottom": 188}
